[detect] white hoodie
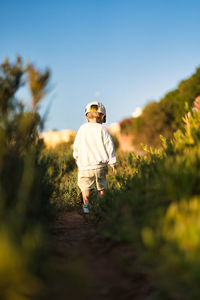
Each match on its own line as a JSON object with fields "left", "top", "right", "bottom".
{"left": 73, "top": 122, "right": 117, "bottom": 171}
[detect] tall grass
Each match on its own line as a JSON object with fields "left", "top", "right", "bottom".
{"left": 40, "top": 141, "right": 81, "bottom": 211}
{"left": 89, "top": 110, "right": 200, "bottom": 299}
{"left": 5, "top": 57, "right": 199, "bottom": 299}
{"left": 0, "top": 58, "right": 55, "bottom": 300}
{"left": 50, "top": 108, "right": 200, "bottom": 299}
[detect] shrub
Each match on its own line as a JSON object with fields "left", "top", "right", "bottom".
{"left": 89, "top": 110, "right": 200, "bottom": 299}
{"left": 120, "top": 67, "right": 200, "bottom": 148}
{"left": 40, "top": 142, "right": 81, "bottom": 211}
{"left": 0, "top": 57, "right": 54, "bottom": 300}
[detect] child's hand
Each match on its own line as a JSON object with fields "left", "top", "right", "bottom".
{"left": 112, "top": 165, "right": 117, "bottom": 175}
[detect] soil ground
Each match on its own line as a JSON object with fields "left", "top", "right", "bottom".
{"left": 46, "top": 211, "right": 154, "bottom": 300}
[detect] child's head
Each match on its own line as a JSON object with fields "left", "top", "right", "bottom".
{"left": 85, "top": 102, "right": 106, "bottom": 123}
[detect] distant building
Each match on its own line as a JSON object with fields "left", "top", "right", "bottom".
{"left": 40, "top": 129, "right": 76, "bottom": 148}
{"left": 108, "top": 122, "right": 121, "bottom": 135}
{"left": 40, "top": 119, "right": 135, "bottom": 152}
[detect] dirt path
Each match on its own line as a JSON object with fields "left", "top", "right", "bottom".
{"left": 49, "top": 211, "right": 154, "bottom": 300}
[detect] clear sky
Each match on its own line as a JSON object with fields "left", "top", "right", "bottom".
{"left": 1, "top": 0, "right": 200, "bottom": 130}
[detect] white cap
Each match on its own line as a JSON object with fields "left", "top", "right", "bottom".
{"left": 85, "top": 101, "right": 106, "bottom": 115}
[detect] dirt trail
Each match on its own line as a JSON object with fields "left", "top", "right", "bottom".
{"left": 50, "top": 211, "right": 153, "bottom": 300}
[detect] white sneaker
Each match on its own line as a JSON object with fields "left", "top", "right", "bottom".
{"left": 83, "top": 204, "right": 89, "bottom": 214}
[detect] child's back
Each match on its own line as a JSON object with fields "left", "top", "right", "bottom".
{"left": 73, "top": 101, "right": 117, "bottom": 213}
{"left": 73, "top": 121, "right": 116, "bottom": 171}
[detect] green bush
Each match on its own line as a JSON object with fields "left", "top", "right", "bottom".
{"left": 0, "top": 57, "right": 55, "bottom": 300}
{"left": 89, "top": 110, "right": 200, "bottom": 299}
{"left": 40, "top": 142, "right": 81, "bottom": 211}
{"left": 120, "top": 67, "right": 200, "bottom": 148}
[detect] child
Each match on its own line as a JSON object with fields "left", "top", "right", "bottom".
{"left": 73, "top": 101, "right": 117, "bottom": 213}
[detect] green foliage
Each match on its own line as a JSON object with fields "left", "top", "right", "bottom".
{"left": 120, "top": 67, "right": 200, "bottom": 148}
{"left": 27, "top": 64, "right": 50, "bottom": 112}
{"left": 87, "top": 111, "right": 200, "bottom": 299}
{"left": 3, "top": 57, "right": 199, "bottom": 299}
{"left": 0, "top": 57, "right": 54, "bottom": 300}
{"left": 40, "top": 141, "right": 81, "bottom": 211}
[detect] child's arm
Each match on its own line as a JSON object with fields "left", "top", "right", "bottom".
{"left": 73, "top": 131, "right": 80, "bottom": 163}
{"left": 103, "top": 127, "right": 117, "bottom": 171}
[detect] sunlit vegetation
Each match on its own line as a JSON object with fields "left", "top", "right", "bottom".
{"left": 46, "top": 90, "right": 200, "bottom": 298}
{"left": 0, "top": 57, "right": 89, "bottom": 300}
{"left": 89, "top": 110, "right": 200, "bottom": 299}
{"left": 0, "top": 57, "right": 54, "bottom": 300}
{"left": 120, "top": 67, "right": 200, "bottom": 148}
{"left": 41, "top": 140, "right": 80, "bottom": 211}
{"left": 2, "top": 56, "right": 200, "bottom": 299}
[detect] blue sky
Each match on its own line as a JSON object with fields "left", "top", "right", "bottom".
{"left": 1, "top": 0, "right": 200, "bottom": 130}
